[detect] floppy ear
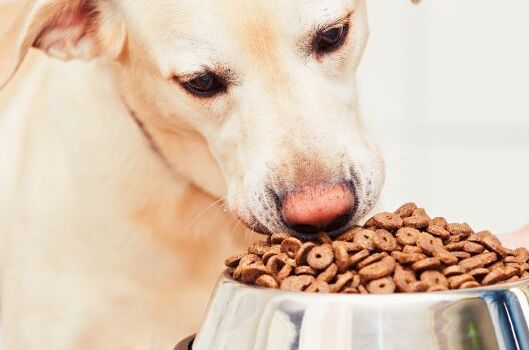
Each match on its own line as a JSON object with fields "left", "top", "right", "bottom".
{"left": 0, "top": 0, "right": 126, "bottom": 88}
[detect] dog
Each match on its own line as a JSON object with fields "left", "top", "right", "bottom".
{"left": 0, "top": 0, "right": 385, "bottom": 348}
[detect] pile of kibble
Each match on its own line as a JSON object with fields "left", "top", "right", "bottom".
{"left": 225, "top": 203, "right": 529, "bottom": 293}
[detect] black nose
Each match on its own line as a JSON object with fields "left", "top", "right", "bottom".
{"left": 279, "top": 182, "right": 355, "bottom": 236}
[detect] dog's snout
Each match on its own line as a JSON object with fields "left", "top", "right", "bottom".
{"left": 280, "top": 182, "right": 355, "bottom": 236}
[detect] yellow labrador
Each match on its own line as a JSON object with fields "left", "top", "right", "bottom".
{"left": 0, "top": 0, "right": 384, "bottom": 348}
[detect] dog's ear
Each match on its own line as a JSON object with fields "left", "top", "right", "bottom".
{"left": 0, "top": 0, "right": 126, "bottom": 88}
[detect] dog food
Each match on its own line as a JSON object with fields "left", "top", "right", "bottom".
{"left": 225, "top": 203, "right": 529, "bottom": 293}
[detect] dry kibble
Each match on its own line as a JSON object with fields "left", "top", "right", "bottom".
{"left": 459, "top": 252, "right": 498, "bottom": 272}
{"left": 373, "top": 212, "right": 404, "bottom": 231}
{"left": 403, "top": 245, "right": 423, "bottom": 254}
{"left": 392, "top": 251, "right": 427, "bottom": 265}
{"left": 448, "top": 274, "right": 474, "bottom": 289}
{"left": 364, "top": 217, "right": 377, "bottom": 229}
{"left": 432, "top": 247, "right": 458, "bottom": 265}
{"left": 412, "top": 257, "right": 442, "bottom": 272}
{"left": 295, "top": 265, "right": 317, "bottom": 276}
{"left": 444, "top": 242, "right": 466, "bottom": 251}
{"left": 349, "top": 274, "right": 361, "bottom": 288}
{"left": 266, "top": 254, "right": 289, "bottom": 275}
{"left": 469, "top": 268, "right": 490, "bottom": 280}
{"left": 335, "top": 231, "right": 355, "bottom": 242}
{"left": 262, "top": 246, "right": 281, "bottom": 264}
{"left": 276, "top": 264, "right": 294, "bottom": 282}
{"left": 460, "top": 281, "right": 481, "bottom": 289}
{"left": 280, "top": 237, "right": 302, "bottom": 257}
{"left": 280, "top": 275, "right": 315, "bottom": 291}
{"left": 317, "top": 232, "right": 333, "bottom": 245}
{"left": 463, "top": 242, "right": 485, "bottom": 254}
{"left": 505, "top": 275, "right": 520, "bottom": 284}
{"left": 446, "top": 234, "right": 465, "bottom": 244}
{"left": 403, "top": 215, "right": 429, "bottom": 229}
{"left": 396, "top": 227, "right": 420, "bottom": 246}
{"left": 307, "top": 244, "right": 334, "bottom": 270}
{"left": 248, "top": 241, "right": 271, "bottom": 256}
{"left": 430, "top": 217, "right": 448, "bottom": 229}
{"left": 447, "top": 223, "right": 472, "bottom": 237}
{"left": 317, "top": 263, "right": 338, "bottom": 282}
{"left": 357, "top": 252, "right": 388, "bottom": 269}
{"left": 482, "top": 268, "right": 516, "bottom": 286}
{"left": 354, "top": 229, "right": 375, "bottom": 250}
{"left": 412, "top": 208, "right": 429, "bottom": 217}
{"left": 505, "top": 263, "right": 523, "bottom": 274}
{"left": 295, "top": 242, "right": 317, "bottom": 266}
{"left": 427, "top": 285, "right": 449, "bottom": 292}
{"left": 332, "top": 241, "right": 349, "bottom": 270}
{"left": 373, "top": 229, "right": 398, "bottom": 251}
{"left": 514, "top": 247, "right": 529, "bottom": 263}
{"left": 305, "top": 280, "right": 330, "bottom": 293}
{"left": 359, "top": 256, "right": 396, "bottom": 281}
{"left": 420, "top": 271, "right": 449, "bottom": 288}
{"left": 255, "top": 274, "right": 279, "bottom": 288}
{"left": 394, "top": 265, "right": 418, "bottom": 292}
{"left": 411, "top": 281, "right": 430, "bottom": 292}
{"left": 346, "top": 249, "right": 371, "bottom": 270}
{"left": 394, "top": 202, "right": 417, "bottom": 218}
{"left": 358, "top": 285, "right": 369, "bottom": 294}
{"left": 442, "top": 265, "right": 464, "bottom": 277}
{"left": 490, "top": 261, "right": 505, "bottom": 271}
{"left": 452, "top": 251, "right": 472, "bottom": 260}
{"left": 225, "top": 253, "right": 245, "bottom": 268}
{"left": 469, "top": 231, "right": 509, "bottom": 257}
{"left": 226, "top": 203, "right": 529, "bottom": 293}
{"left": 270, "top": 232, "right": 290, "bottom": 244}
{"left": 330, "top": 272, "right": 354, "bottom": 293}
{"left": 342, "top": 242, "right": 363, "bottom": 252}
{"left": 367, "top": 277, "right": 396, "bottom": 294}
{"left": 427, "top": 225, "right": 450, "bottom": 239}
{"left": 240, "top": 264, "right": 269, "bottom": 284}
{"left": 417, "top": 232, "right": 442, "bottom": 256}
{"left": 239, "top": 253, "right": 260, "bottom": 267}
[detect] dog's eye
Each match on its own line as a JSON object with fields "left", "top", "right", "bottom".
{"left": 182, "top": 72, "right": 226, "bottom": 97}
{"left": 315, "top": 24, "right": 349, "bottom": 53}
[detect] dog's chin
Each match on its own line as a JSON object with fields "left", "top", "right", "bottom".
{"left": 234, "top": 214, "right": 273, "bottom": 236}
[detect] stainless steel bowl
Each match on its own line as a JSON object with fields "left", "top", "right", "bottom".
{"left": 191, "top": 270, "right": 529, "bottom": 350}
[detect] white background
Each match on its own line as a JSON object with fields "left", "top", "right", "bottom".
{"left": 359, "top": 0, "right": 529, "bottom": 233}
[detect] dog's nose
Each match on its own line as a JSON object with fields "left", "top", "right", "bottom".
{"left": 280, "top": 182, "right": 355, "bottom": 236}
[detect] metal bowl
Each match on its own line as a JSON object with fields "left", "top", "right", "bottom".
{"left": 189, "top": 270, "right": 529, "bottom": 350}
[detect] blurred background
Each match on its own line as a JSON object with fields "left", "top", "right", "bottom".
{"left": 0, "top": 0, "right": 527, "bottom": 233}
{"left": 358, "top": 0, "right": 529, "bottom": 234}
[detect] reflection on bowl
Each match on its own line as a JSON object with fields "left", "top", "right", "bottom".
{"left": 190, "top": 270, "right": 529, "bottom": 350}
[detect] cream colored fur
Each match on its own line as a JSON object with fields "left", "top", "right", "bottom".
{"left": 0, "top": 1, "right": 383, "bottom": 349}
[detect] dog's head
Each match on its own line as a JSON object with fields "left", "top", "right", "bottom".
{"left": 1, "top": 0, "right": 385, "bottom": 240}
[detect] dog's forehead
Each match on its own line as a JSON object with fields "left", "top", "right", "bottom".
{"left": 120, "top": 0, "right": 360, "bottom": 74}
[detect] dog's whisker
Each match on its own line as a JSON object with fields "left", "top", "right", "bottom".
{"left": 182, "top": 195, "right": 228, "bottom": 233}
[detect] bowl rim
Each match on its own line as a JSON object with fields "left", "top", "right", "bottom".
{"left": 222, "top": 269, "right": 529, "bottom": 298}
